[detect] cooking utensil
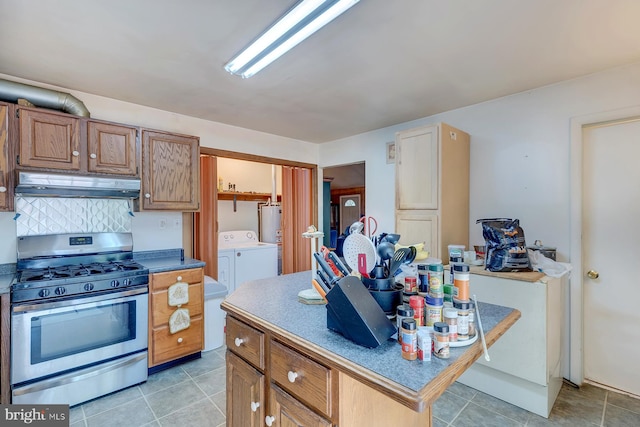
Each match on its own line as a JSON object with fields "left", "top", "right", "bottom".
{"left": 328, "top": 251, "right": 350, "bottom": 277}
{"left": 377, "top": 241, "right": 395, "bottom": 263}
{"left": 382, "top": 233, "right": 401, "bottom": 244}
{"left": 342, "top": 233, "right": 377, "bottom": 274}
{"left": 405, "top": 245, "right": 417, "bottom": 264}
{"left": 311, "top": 279, "right": 328, "bottom": 300}
{"left": 473, "top": 294, "right": 491, "bottom": 362}
{"left": 389, "top": 247, "right": 412, "bottom": 277}
{"left": 359, "top": 216, "right": 378, "bottom": 238}
{"left": 349, "top": 221, "right": 364, "bottom": 235}
{"left": 358, "top": 254, "right": 370, "bottom": 278}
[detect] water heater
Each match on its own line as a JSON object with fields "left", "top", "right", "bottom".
{"left": 259, "top": 204, "right": 282, "bottom": 243}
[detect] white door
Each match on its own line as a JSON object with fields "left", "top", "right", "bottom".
{"left": 339, "top": 194, "right": 361, "bottom": 235}
{"left": 583, "top": 117, "right": 640, "bottom": 396}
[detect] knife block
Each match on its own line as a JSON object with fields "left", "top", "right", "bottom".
{"left": 325, "top": 276, "right": 397, "bottom": 348}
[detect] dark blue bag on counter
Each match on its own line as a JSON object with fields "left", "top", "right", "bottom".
{"left": 476, "top": 218, "right": 532, "bottom": 272}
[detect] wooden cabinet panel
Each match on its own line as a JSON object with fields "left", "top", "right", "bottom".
{"left": 150, "top": 317, "right": 203, "bottom": 366}
{"left": 148, "top": 267, "right": 204, "bottom": 368}
{"left": 268, "top": 384, "right": 331, "bottom": 427}
{"left": 141, "top": 130, "right": 199, "bottom": 211}
{"left": 396, "top": 125, "right": 438, "bottom": 210}
{"left": 18, "top": 108, "right": 80, "bottom": 170}
{"left": 0, "top": 102, "right": 12, "bottom": 211}
{"left": 227, "top": 351, "right": 265, "bottom": 427}
{"left": 270, "top": 340, "right": 331, "bottom": 417}
{"left": 87, "top": 121, "right": 137, "bottom": 175}
{"left": 395, "top": 211, "right": 438, "bottom": 257}
{"left": 226, "top": 316, "right": 265, "bottom": 370}
{"left": 1, "top": 293, "right": 10, "bottom": 404}
{"left": 150, "top": 282, "right": 203, "bottom": 328}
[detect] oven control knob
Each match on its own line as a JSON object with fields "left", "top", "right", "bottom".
{"left": 110, "top": 280, "right": 120, "bottom": 288}
{"left": 39, "top": 288, "right": 51, "bottom": 298}
{"left": 84, "top": 283, "right": 94, "bottom": 291}
{"left": 55, "top": 287, "right": 66, "bottom": 296}
{"left": 122, "top": 278, "right": 130, "bottom": 286}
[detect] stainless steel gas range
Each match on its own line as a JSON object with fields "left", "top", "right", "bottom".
{"left": 10, "top": 232, "right": 149, "bottom": 406}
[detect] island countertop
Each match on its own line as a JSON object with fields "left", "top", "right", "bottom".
{"left": 222, "top": 271, "right": 520, "bottom": 412}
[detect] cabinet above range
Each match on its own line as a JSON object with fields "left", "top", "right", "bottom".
{"left": 16, "top": 106, "right": 139, "bottom": 177}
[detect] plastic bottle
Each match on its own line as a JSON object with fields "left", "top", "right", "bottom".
{"left": 433, "top": 322, "right": 450, "bottom": 359}
{"left": 401, "top": 319, "right": 417, "bottom": 360}
{"left": 449, "top": 256, "right": 463, "bottom": 283}
{"left": 428, "top": 263, "right": 444, "bottom": 297}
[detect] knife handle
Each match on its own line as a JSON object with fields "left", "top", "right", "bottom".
{"left": 314, "top": 252, "right": 339, "bottom": 284}
{"left": 311, "top": 279, "right": 327, "bottom": 301}
{"left": 317, "top": 269, "right": 333, "bottom": 289}
{"left": 328, "top": 251, "right": 350, "bottom": 277}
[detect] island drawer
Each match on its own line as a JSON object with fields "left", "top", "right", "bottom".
{"left": 226, "top": 316, "right": 265, "bottom": 370}
{"left": 270, "top": 339, "right": 331, "bottom": 418}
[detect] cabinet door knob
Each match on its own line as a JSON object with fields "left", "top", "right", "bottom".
{"left": 265, "top": 416, "right": 275, "bottom": 427}
{"left": 234, "top": 337, "right": 244, "bottom": 347}
{"left": 0, "top": 186, "right": 6, "bottom": 193}
{"left": 177, "top": 337, "right": 183, "bottom": 343}
{"left": 177, "top": 276, "right": 182, "bottom": 282}
{"left": 72, "top": 150, "right": 80, "bottom": 157}
{"left": 145, "top": 193, "right": 151, "bottom": 199}
{"left": 250, "top": 401, "right": 260, "bottom": 412}
{"left": 287, "top": 371, "right": 298, "bottom": 383}
{"left": 89, "top": 153, "right": 97, "bottom": 159}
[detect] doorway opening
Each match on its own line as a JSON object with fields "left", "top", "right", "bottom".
{"left": 323, "top": 162, "right": 365, "bottom": 251}
{"left": 192, "top": 147, "right": 318, "bottom": 283}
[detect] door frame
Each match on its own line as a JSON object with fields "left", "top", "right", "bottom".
{"left": 197, "top": 147, "right": 318, "bottom": 278}
{"left": 569, "top": 104, "right": 640, "bottom": 386}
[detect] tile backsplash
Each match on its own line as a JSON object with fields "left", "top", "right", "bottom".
{"left": 15, "top": 197, "right": 132, "bottom": 237}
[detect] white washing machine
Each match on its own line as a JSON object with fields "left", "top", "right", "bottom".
{"left": 218, "top": 230, "right": 278, "bottom": 294}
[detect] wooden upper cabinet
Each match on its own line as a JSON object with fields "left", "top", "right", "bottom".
{"left": 141, "top": 129, "right": 200, "bottom": 211}
{"left": 18, "top": 107, "right": 80, "bottom": 171}
{"left": 16, "top": 107, "right": 141, "bottom": 178}
{"left": 87, "top": 121, "right": 138, "bottom": 176}
{"left": 0, "top": 102, "right": 12, "bottom": 211}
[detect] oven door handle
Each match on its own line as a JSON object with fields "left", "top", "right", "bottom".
{"left": 12, "top": 352, "right": 147, "bottom": 397}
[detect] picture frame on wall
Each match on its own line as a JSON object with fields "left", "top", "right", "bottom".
{"left": 386, "top": 142, "right": 395, "bottom": 164}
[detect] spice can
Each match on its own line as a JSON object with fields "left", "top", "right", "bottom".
{"left": 409, "top": 295, "right": 425, "bottom": 327}
{"left": 404, "top": 276, "right": 417, "bottom": 293}
{"left": 396, "top": 305, "right": 414, "bottom": 344}
{"left": 425, "top": 294, "right": 443, "bottom": 326}
{"left": 453, "top": 263, "right": 470, "bottom": 301}
{"left": 433, "top": 322, "right": 450, "bottom": 359}
{"left": 428, "top": 263, "right": 444, "bottom": 294}
{"left": 443, "top": 307, "right": 459, "bottom": 342}
{"left": 449, "top": 256, "right": 463, "bottom": 283}
{"left": 401, "top": 319, "right": 417, "bottom": 360}
{"left": 468, "top": 301, "right": 476, "bottom": 338}
{"left": 454, "top": 299, "right": 471, "bottom": 340}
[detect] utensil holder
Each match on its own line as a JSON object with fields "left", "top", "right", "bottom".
{"left": 325, "top": 276, "right": 397, "bottom": 348}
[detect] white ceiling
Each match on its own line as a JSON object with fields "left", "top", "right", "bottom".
{"left": 1, "top": 0, "right": 640, "bottom": 143}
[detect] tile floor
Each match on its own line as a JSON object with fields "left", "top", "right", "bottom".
{"left": 68, "top": 347, "right": 640, "bottom": 427}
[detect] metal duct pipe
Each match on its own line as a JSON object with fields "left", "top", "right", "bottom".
{"left": 0, "top": 78, "right": 90, "bottom": 117}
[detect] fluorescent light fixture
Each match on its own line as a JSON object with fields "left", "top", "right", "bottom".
{"left": 224, "top": 0, "right": 360, "bottom": 78}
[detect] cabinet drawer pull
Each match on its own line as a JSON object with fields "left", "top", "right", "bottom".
{"left": 0, "top": 186, "right": 6, "bottom": 193}
{"left": 234, "top": 337, "right": 244, "bottom": 347}
{"left": 177, "top": 276, "right": 182, "bottom": 282}
{"left": 287, "top": 371, "right": 298, "bottom": 383}
{"left": 250, "top": 401, "right": 260, "bottom": 412}
{"left": 89, "top": 153, "right": 97, "bottom": 159}
{"left": 145, "top": 193, "right": 151, "bottom": 199}
{"left": 177, "top": 337, "right": 183, "bottom": 343}
{"left": 72, "top": 150, "right": 80, "bottom": 157}
{"left": 265, "top": 415, "right": 275, "bottom": 426}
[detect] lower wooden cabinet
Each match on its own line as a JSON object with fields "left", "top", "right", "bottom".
{"left": 226, "top": 351, "right": 265, "bottom": 427}
{"left": 225, "top": 316, "right": 333, "bottom": 426}
{"left": 148, "top": 267, "right": 204, "bottom": 368}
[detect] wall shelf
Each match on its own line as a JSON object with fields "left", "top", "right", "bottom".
{"left": 218, "top": 192, "right": 281, "bottom": 202}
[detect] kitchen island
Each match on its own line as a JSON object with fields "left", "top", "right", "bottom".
{"left": 221, "top": 271, "right": 520, "bottom": 426}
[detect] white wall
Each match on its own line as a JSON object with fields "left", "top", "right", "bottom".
{"left": 0, "top": 74, "right": 319, "bottom": 264}
{"left": 319, "top": 61, "right": 640, "bottom": 262}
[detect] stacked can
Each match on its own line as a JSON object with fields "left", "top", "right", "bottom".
{"left": 450, "top": 262, "right": 472, "bottom": 341}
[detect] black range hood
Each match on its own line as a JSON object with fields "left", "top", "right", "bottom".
{"left": 15, "top": 171, "right": 140, "bottom": 199}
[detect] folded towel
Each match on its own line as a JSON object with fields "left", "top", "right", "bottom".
{"left": 169, "top": 308, "right": 190, "bottom": 334}
{"left": 168, "top": 281, "right": 189, "bottom": 307}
